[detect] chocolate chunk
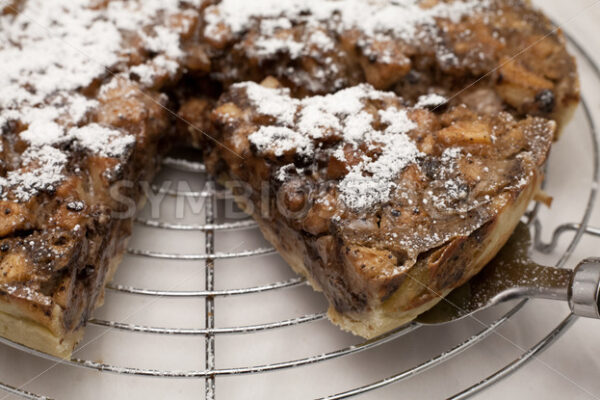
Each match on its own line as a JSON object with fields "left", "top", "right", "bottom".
{"left": 535, "top": 90, "right": 555, "bottom": 114}
{"left": 405, "top": 70, "right": 420, "bottom": 84}
{"left": 422, "top": 158, "right": 441, "bottom": 180}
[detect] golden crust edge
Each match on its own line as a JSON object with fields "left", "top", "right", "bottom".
{"left": 0, "top": 306, "right": 84, "bottom": 360}
{"left": 0, "top": 248, "right": 126, "bottom": 359}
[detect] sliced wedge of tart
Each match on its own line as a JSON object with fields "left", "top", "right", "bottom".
{"left": 0, "top": 0, "right": 204, "bottom": 358}
{"left": 207, "top": 79, "right": 554, "bottom": 338}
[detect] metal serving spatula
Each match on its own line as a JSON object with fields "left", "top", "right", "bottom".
{"left": 416, "top": 223, "right": 600, "bottom": 325}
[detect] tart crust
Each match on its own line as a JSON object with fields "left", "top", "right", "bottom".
{"left": 0, "top": 252, "right": 124, "bottom": 359}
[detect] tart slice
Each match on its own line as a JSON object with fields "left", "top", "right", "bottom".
{"left": 0, "top": 0, "right": 203, "bottom": 358}
{"left": 207, "top": 79, "right": 554, "bottom": 338}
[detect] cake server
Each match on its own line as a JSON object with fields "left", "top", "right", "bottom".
{"left": 416, "top": 223, "right": 600, "bottom": 325}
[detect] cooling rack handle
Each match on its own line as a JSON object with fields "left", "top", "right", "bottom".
{"left": 569, "top": 259, "right": 600, "bottom": 319}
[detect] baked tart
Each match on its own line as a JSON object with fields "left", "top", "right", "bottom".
{"left": 0, "top": 0, "right": 578, "bottom": 357}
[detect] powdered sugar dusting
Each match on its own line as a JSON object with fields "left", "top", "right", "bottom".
{"left": 205, "top": 0, "right": 486, "bottom": 59}
{"left": 0, "top": 284, "right": 52, "bottom": 307}
{"left": 339, "top": 108, "right": 420, "bottom": 209}
{"left": 19, "top": 121, "right": 65, "bottom": 147}
{"left": 240, "top": 82, "right": 422, "bottom": 209}
{"left": 70, "top": 124, "right": 136, "bottom": 158}
{"left": 415, "top": 93, "right": 448, "bottom": 108}
{"left": 249, "top": 126, "right": 313, "bottom": 156}
{"left": 241, "top": 84, "right": 298, "bottom": 126}
{"left": 130, "top": 55, "right": 180, "bottom": 86}
{"left": 0, "top": 0, "right": 196, "bottom": 202}
{"left": 0, "top": 146, "right": 68, "bottom": 202}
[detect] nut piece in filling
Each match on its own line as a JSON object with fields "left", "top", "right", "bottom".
{"left": 206, "top": 79, "right": 555, "bottom": 338}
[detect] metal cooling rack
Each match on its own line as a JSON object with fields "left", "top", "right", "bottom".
{"left": 0, "top": 28, "right": 599, "bottom": 400}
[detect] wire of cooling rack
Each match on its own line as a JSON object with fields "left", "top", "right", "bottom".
{"left": 1, "top": 29, "right": 599, "bottom": 400}
{"left": 204, "top": 179, "right": 216, "bottom": 399}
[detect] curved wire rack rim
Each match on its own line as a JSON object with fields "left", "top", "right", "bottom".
{"left": 106, "top": 276, "right": 307, "bottom": 297}
{"left": 448, "top": 314, "right": 578, "bottom": 400}
{"left": 126, "top": 246, "right": 276, "bottom": 260}
{"left": 134, "top": 217, "right": 258, "bottom": 231}
{"left": 534, "top": 222, "right": 600, "bottom": 254}
{"left": 318, "top": 303, "right": 526, "bottom": 400}
{"left": 0, "top": 324, "right": 419, "bottom": 378}
{"left": 87, "top": 312, "right": 326, "bottom": 335}
{"left": 0, "top": 382, "right": 49, "bottom": 400}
